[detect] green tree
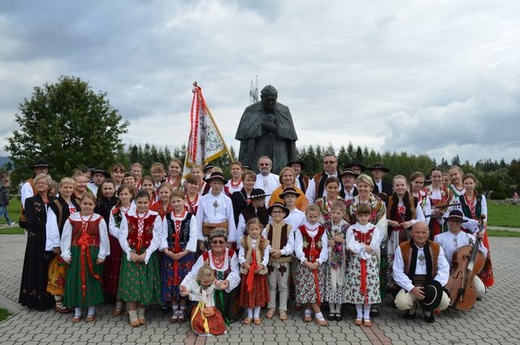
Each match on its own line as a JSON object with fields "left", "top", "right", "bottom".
{"left": 5, "top": 75, "right": 129, "bottom": 181}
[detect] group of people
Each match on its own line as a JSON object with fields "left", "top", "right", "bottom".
{"left": 16, "top": 154, "right": 494, "bottom": 336}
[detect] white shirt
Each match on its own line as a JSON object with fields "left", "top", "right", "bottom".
{"left": 254, "top": 173, "right": 280, "bottom": 205}
{"left": 346, "top": 222, "right": 383, "bottom": 261}
{"left": 294, "top": 221, "right": 329, "bottom": 264}
{"left": 434, "top": 230, "right": 488, "bottom": 264}
{"left": 160, "top": 211, "right": 199, "bottom": 253}
{"left": 262, "top": 220, "right": 295, "bottom": 256}
{"left": 60, "top": 213, "right": 110, "bottom": 262}
{"left": 181, "top": 248, "right": 241, "bottom": 293}
{"left": 285, "top": 208, "right": 305, "bottom": 234}
{"left": 238, "top": 238, "right": 271, "bottom": 266}
{"left": 196, "top": 191, "right": 237, "bottom": 242}
{"left": 45, "top": 200, "right": 78, "bottom": 251}
{"left": 118, "top": 209, "right": 164, "bottom": 264}
{"left": 108, "top": 204, "right": 136, "bottom": 238}
{"left": 392, "top": 243, "right": 450, "bottom": 292}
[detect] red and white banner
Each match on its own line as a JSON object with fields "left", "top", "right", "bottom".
{"left": 183, "top": 83, "right": 228, "bottom": 177}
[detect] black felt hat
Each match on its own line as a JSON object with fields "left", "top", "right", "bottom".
{"left": 267, "top": 202, "right": 289, "bottom": 218}
{"left": 419, "top": 280, "right": 444, "bottom": 312}
{"left": 367, "top": 163, "right": 390, "bottom": 173}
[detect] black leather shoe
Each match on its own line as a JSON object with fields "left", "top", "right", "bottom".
{"left": 424, "top": 313, "right": 435, "bottom": 323}
{"left": 403, "top": 310, "right": 416, "bottom": 320}
{"left": 370, "top": 306, "right": 379, "bottom": 318}
{"left": 335, "top": 313, "right": 342, "bottom": 321}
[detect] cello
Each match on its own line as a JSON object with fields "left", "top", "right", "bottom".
{"left": 445, "top": 215, "right": 486, "bottom": 311}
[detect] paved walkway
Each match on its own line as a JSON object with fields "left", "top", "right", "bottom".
{"left": 0, "top": 234, "right": 518, "bottom": 345}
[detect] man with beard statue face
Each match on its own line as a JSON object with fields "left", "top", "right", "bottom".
{"left": 235, "top": 85, "right": 298, "bottom": 174}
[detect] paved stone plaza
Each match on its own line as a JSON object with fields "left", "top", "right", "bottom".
{"left": 0, "top": 234, "right": 518, "bottom": 345}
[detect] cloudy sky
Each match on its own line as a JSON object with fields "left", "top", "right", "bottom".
{"left": 1, "top": 0, "right": 519, "bottom": 165}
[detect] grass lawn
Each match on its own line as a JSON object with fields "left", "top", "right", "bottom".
{"left": 0, "top": 307, "right": 11, "bottom": 322}
{"left": 0, "top": 197, "right": 23, "bottom": 234}
{"left": 487, "top": 204, "right": 520, "bottom": 228}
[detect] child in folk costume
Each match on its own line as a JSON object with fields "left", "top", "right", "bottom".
{"left": 107, "top": 184, "right": 135, "bottom": 316}
{"left": 224, "top": 161, "right": 243, "bottom": 197}
{"left": 150, "top": 182, "right": 173, "bottom": 219}
{"left": 346, "top": 203, "right": 383, "bottom": 327}
{"left": 60, "top": 192, "right": 110, "bottom": 322}
{"left": 150, "top": 162, "right": 167, "bottom": 193}
{"left": 161, "top": 191, "right": 198, "bottom": 323}
{"left": 322, "top": 200, "right": 350, "bottom": 321}
{"left": 180, "top": 266, "right": 227, "bottom": 336}
{"left": 166, "top": 157, "right": 185, "bottom": 192}
{"left": 46, "top": 177, "right": 80, "bottom": 314}
{"left": 315, "top": 177, "right": 345, "bottom": 224}
{"left": 239, "top": 217, "right": 271, "bottom": 325}
{"left": 118, "top": 190, "right": 163, "bottom": 327}
{"left": 263, "top": 202, "right": 294, "bottom": 321}
{"left": 295, "top": 204, "right": 329, "bottom": 326}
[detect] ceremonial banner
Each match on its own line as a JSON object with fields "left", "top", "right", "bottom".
{"left": 183, "top": 83, "right": 230, "bottom": 177}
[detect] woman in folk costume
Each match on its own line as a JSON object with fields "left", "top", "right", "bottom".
{"left": 161, "top": 191, "right": 198, "bottom": 323}
{"left": 45, "top": 177, "right": 80, "bottom": 314}
{"left": 422, "top": 167, "right": 454, "bottom": 238}
{"left": 150, "top": 162, "right": 167, "bottom": 194}
{"left": 231, "top": 170, "right": 257, "bottom": 227}
{"left": 106, "top": 184, "right": 135, "bottom": 316}
{"left": 456, "top": 173, "right": 494, "bottom": 288}
{"left": 224, "top": 161, "right": 244, "bottom": 197}
{"left": 409, "top": 171, "right": 426, "bottom": 207}
{"left": 346, "top": 203, "right": 384, "bottom": 327}
{"left": 180, "top": 227, "right": 241, "bottom": 323}
{"left": 19, "top": 174, "right": 55, "bottom": 311}
{"left": 118, "top": 190, "right": 163, "bottom": 327}
{"left": 166, "top": 158, "right": 185, "bottom": 192}
{"left": 448, "top": 165, "right": 465, "bottom": 200}
{"left": 386, "top": 175, "right": 425, "bottom": 291}
{"left": 60, "top": 192, "right": 110, "bottom": 322}
{"left": 315, "top": 177, "right": 346, "bottom": 224}
{"left": 295, "top": 204, "right": 329, "bottom": 326}
{"left": 345, "top": 174, "right": 387, "bottom": 314}
{"left": 180, "top": 266, "right": 227, "bottom": 336}
{"left": 239, "top": 217, "right": 270, "bottom": 325}
{"left": 322, "top": 200, "right": 350, "bottom": 321}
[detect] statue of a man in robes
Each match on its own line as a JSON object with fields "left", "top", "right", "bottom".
{"left": 235, "top": 85, "right": 298, "bottom": 174}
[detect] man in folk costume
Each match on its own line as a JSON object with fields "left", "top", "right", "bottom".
{"left": 196, "top": 171, "right": 237, "bottom": 249}
{"left": 262, "top": 202, "right": 294, "bottom": 321}
{"left": 434, "top": 210, "right": 487, "bottom": 300}
{"left": 305, "top": 153, "right": 342, "bottom": 204}
{"left": 393, "top": 222, "right": 450, "bottom": 323}
{"left": 339, "top": 169, "right": 359, "bottom": 201}
{"left": 19, "top": 159, "right": 50, "bottom": 229}
{"left": 287, "top": 160, "right": 309, "bottom": 194}
{"left": 367, "top": 163, "right": 392, "bottom": 203}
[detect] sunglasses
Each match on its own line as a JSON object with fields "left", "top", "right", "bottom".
{"left": 211, "top": 240, "right": 225, "bottom": 245}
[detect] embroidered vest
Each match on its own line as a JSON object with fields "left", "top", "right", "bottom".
{"left": 125, "top": 213, "right": 158, "bottom": 251}
{"left": 70, "top": 217, "right": 102, "bottom": 246}
{"left": 165, "top": 212, "right": 193, "bottom": 247}
{"left": 266, "top": 222, "right": 292, "bottom": 262}
{"left": 400, "top": 240, "right": 440, "bottom": 282}
{"left": 239, "top": 236, "right": 269, "bottom": 275}
{"left": 298, "top": 224, "right": 325, "bottom": 261}
{"left": 353, "top": 227, "right": 375, "bottom": 245}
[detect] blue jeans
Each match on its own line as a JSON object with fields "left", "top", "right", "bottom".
{"left": 0, "top": 205, "right": 12, "bottom": 225}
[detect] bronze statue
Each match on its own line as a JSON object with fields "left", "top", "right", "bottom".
{"left": 235, "top": 85, "right": 298, "bottom": 174}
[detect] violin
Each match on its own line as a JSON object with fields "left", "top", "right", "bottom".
{"left": 445, "top": 215, "right": 486, "bottom": 311}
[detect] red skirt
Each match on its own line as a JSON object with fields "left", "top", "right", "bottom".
{"left": 239, "top": 273, "right": 269, "bottom": 308}
{"left": 103, "top": 234, "right": 123, "bottom": 296}
{"left": 191, "top": 304, "right": 226, "bottom": 336}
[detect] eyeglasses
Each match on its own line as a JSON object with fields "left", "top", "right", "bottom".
{"left": 211, "top": 240, "right": 225, "bottom": 245}
{"left": 323, "top": 161, "right": 336, "bottom": 164}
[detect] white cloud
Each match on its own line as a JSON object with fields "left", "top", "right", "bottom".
{"left": 1, "top": 0, "right": 520, "bottom": 167}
